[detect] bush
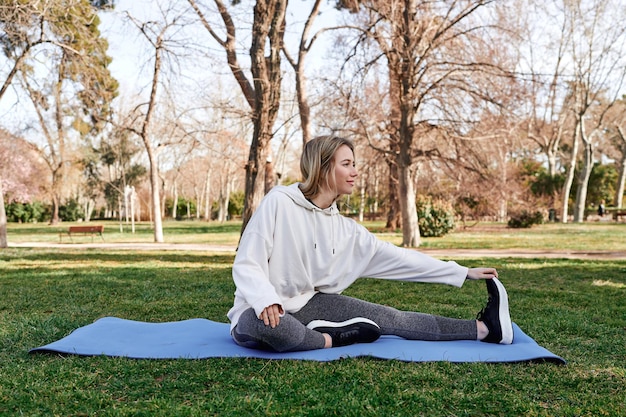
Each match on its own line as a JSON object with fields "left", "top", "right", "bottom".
{"left": 507, "top": 210, "right": 544, "bottom": 228}
{"left": 417, "top": 197, "right": 456, "bottom": 237}
{"left": 5, "top": 201, "right": 47, "bottom": 223}
{"left": 165, "top": 198, "right": 197, "bottom": 220}
{"left": 228, "top": 191, "right": 245, "bottom": 217}
{"left": 59, "top": 198, "right": 82, "bottom": 222}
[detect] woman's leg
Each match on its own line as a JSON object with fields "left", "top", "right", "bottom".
{"left": 232, "top": 308, "right": 327, "bottom": 352}
{"left": 292, "top": 293, "right": 477, "bottom": 341}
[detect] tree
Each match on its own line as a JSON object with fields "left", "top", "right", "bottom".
{"left": 612, "top": 125, "right": 626, "bottom": 208}
{"left": 338, "top": 0, "right": 510, "bottom": 246}
{"left": 518, "top": 0, "right": 575, "bottom": 211}
{"left": 563, "top": 0, "right": 626, "bottom": 222}
{"left": 604, "top": 97, "right": 626, "bottom": 208}
{"left": 120, "top": 3, "right": 195, "bottom": 242}
{"left": 0, "top": 130, "right": 48, "bottom": 245}
{"left": 188, "top": 0, "right": 287, "bottom": 232}
{"left": 0, "top": 0, "right": 117, "bottom": 246}
{"left": 281, "top": 0, "right": 324, "bottom": 145}
{"left": 87, "top": 125, "right": 146, "bottom": 223}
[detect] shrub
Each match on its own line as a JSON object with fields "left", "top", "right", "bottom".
{"left": 59, "top": 198, "right": 82, "bottom": 222}
{"left": 5, "top": 201, "right": 47, "bottom": 223}
{"left": 228, "top": 191, "right": 245, "bottom": 217}
{"left": 507, "top": 210, "right": 544, "bottom": 228}
{"left": 417, "top": 197, "right": 456, "bottom": 237}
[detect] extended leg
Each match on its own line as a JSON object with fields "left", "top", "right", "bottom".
{"left": 293, "top": 293, "right": 477, "bottom": 341}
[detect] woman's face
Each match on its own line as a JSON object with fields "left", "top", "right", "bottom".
{"left": 329, "top": 144, "right": 358, "bottom": 196}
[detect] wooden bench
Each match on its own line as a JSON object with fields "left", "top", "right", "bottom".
{"left": 60, "top": 225, "right": 105, "bottom": 242}
{"left": 611, "top": 209, "right": 626, "bottom": 221}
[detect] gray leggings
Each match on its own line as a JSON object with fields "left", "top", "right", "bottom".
{"left": 232, "top": 293, "right": 477, "bottom": 352}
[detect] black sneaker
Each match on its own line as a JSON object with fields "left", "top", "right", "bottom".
{"left": 476, "top": 278, "right": 513, "bottom": 344}
{"left": 306, "top": 317, "right": 381, "bottom": 347}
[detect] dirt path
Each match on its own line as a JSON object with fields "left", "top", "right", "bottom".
{"left": 8, "top": 242, "right": 626, "bottom": 260}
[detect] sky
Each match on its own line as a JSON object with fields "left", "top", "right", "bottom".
{"left": 0, "top": 0, "right": 340, "bottom": 147}
{"left": 96, "top": 0, "right": 340, "bottom": 103}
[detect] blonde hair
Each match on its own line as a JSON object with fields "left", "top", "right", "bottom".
{"left": 299, "top": 135, "right": 355, "bottom": 199}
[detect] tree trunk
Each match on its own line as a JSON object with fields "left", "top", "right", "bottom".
{"left": 561, "top": 126, "right": 580, "bottom": 223}
{"left": 204, "top": 166, "right": 212, "bottom": 221}
{"left": 385, "top": 159, "right": 401, "bottom": 230}
{"left": 0, "top": 178, "right": 7, "bottom": 248}
{"left": 136, "top": 25, "right": 166, "bottom": 243}
{"left": 573, "top": 136, "right": 594, "bottom": 222}
{"left": 615, "top": 154, "right": 626, "bottom": 208}
{"left": 358, "top": 174, "right": 365, "bottom": 222}
{"left": 292, "top": 0, "right": 322, "bottom": 146}
{"left": 398, "top": 163, "right": 419, "bottom": 247}
{"left": 172, "top": 181, "right": 178, "bottom": 219}
{"left": 148, "top": 151, "right": 164, "bottom": 242}
{"left": 44, "top": 160, "right": 61, "bottom": 222}
{"left": 189, "top": 0, "right": 286, "bottom": 232}
{"left": 240, "top": 0, "right": 287, "bottom": 233}
{"left": 614, "top": 128, "right": 626, "bottom": 208}
{"left": 241, "top": 132, "right": 271, "bottom": 231}
{"left": 218, "top": 177, "right": 232, "bottom": 223}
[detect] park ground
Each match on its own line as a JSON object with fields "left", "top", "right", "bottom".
{"left": 1, "top": 220, "right": 624, "bottom": 416}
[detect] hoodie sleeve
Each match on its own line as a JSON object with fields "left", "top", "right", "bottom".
{"left": 231, "top": 194, "right": 284, "bottom": 319}
{"left": 360, "top": 238, "right": 468, "bottom": 287}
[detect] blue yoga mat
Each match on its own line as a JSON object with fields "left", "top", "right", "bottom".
{"left": 30, "top": 317, "right": 565, "bottom": 364}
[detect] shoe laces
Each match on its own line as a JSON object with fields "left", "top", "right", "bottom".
{"left": 476, "top": 294, "right": 495, "bottom": 321}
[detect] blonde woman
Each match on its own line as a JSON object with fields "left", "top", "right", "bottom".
{"left": 228, "top": 135, "right": 513, "bottom": 352}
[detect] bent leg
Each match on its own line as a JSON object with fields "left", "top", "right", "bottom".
{"left": 232, "top": 308, "right": 326, "bottom": 352}
{"left": 292, "top": 293, "right": 477, "bottom": 341}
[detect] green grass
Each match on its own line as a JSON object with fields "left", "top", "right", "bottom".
{"left": 6, "top": 220, "right": 243, "bottom": 245}
{"left": 6, "top": 219, "right": 626, "bottom": 252}
{"left": 1, "top": 223, "right": 625, "bottom": 416}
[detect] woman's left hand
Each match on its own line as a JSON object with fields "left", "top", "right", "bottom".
{"left": 466, "top": 267, "right": 498, "bottom": 280}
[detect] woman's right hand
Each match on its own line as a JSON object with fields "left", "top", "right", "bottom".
{"left": 259, "top": 303, "right": 283, "bottom": 328}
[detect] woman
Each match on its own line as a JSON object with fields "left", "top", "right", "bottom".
{"left": 227, "top": 135, "right": 513, "bottom": 352}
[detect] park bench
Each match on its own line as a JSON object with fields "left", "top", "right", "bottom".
{"left": 60, "top": 225, "right": 105, "bottom": 242}
{"left": 585, "top": 207, "right": 626, "bottom": 221}
{"left": 610, "top": 208, "right": 626, "bottom": 221}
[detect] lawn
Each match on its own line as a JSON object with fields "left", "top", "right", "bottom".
{"left": 6, "top": 219, "right": 626, "bottom": 252}
{"left": 1, "top": 222, "right": 625, "bottom": 416}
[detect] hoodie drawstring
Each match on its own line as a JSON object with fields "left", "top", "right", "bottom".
{"left": 311, "top": 207, "right": 335, "bottom": 255}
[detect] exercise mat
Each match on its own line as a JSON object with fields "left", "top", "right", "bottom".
{"left": 30, "top": 317, "right": 565, "bottom": 364}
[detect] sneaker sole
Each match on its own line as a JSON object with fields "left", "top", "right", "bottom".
{"left": 492, "top": 278, "right": 513, "bottom": 344}
{"left": 306, "top": 317, "right": 380, "bottom": 330}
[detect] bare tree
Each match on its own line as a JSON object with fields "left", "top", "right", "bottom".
{"left": 603, "top": 98, "right": 626, "bottom": 208}
{"left": 121, "top": 5, "right": 193, "bottom": 242}
{"left": 281, "top": 0, "right": 324, "bottom": 145}
{"left": 612, "top": 125, "right": 626, "bottom": 209}
{"left": 338, "top": 0, "right": 510, "bottom": 246}
{"left": 188, "top": 0, "right": 287, "bottom": 233}
{"left": 562, "top": 0, "right": 626, "bottom": 222}
{"left": 517, "top": 0, "right": 576, "bottom": 214}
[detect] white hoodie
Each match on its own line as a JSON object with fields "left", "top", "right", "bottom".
{"left": 227, "top": 183, "right": 468, "bottom": 330}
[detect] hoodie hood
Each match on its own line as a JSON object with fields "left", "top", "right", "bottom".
{"left": 275, "top": 183, "right": 340, "bottom": 252}
{"left": 276, "top": 183, "right": 340, "bottom": 216}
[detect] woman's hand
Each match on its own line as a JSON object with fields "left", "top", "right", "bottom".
{"left": 466, "top": 267, "right": 498, "bottom": 280}
{"left": 259, "top": 303, "right": 284, "bottom": 328}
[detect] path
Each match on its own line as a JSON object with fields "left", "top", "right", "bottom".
{"left": 8, "top": 242, "right": 626, "bottom": 260}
